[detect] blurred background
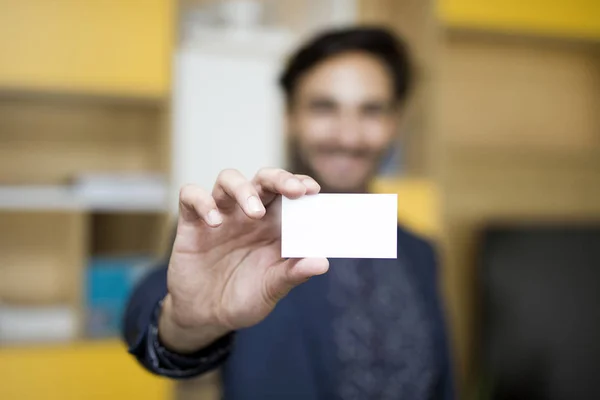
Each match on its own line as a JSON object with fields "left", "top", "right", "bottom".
{"left": 0, "top": 0, "right": 598, "bottom": 399}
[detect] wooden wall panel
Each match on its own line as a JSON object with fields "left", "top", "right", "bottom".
{"left": 439, "top": 33, "right": 600, "bottom": 151}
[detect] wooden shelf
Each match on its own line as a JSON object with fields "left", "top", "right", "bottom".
{"left": 0, "top": 185, "right": 168, "bottom": 213}
{"left": 0, "top": 91, "right": 169, "bottom": 185}
{"left": 0, "top": 186, "right": 84, "bottom": 211}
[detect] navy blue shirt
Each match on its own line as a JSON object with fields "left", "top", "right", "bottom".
{"left": 124, "top": 226, "right": 454, "bottom": 399}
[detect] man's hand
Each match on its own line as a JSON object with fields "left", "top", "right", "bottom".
{"left": 158, "top": 168, "right": 329, "bottom": 353}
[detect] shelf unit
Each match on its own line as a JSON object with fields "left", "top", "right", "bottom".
{"left": 0, "top": 88, "right": 172, "bottom": 344}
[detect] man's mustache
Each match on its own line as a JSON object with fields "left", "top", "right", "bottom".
{"left": 313, "top": 146, "right": 377, "bottom": 159}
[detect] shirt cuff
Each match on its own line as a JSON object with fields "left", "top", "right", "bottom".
{"left": 145, "top": 298, "right": 234, "bottom": 379}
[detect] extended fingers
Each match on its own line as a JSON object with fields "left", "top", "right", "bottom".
{"left": 253, "top": 168, "right": 320, "bottom": 205}
{"left": 182, "top": 169, "right": 320, "bottom": 223}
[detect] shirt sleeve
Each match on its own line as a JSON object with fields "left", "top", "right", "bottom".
{"left": 123, "top": 266, "right": 233, "bottom": 379}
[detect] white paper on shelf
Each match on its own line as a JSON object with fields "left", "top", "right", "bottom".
{"left": 0, "top": 186, "right": 85, "bottom": 211}
{"left": 0, "top": 174, "right": 169, "bottom": 212}
{"left": 281, "top": 194, "right": 398, "bottom": 259}
{"left": 0, "top": 305, "right": 77, "bottom": 343}
{"left": 72, "top": 173, "right": 169, "bottom": 211}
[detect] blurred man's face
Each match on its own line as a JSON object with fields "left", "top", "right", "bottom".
{"left": 287, "top": 51, "right": 399, "bottom": 193}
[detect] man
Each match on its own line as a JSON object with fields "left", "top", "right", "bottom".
{"left": 124, "top": 27, "right": 454, "bottom": 400}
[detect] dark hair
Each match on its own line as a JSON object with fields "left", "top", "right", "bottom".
{"left": 279, "top": 26, "right": 413, "bottom": 106}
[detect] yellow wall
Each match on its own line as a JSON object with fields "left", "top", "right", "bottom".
{"left": 0, "top": 0, "right": 173, "bottom": 97}
{"left": 0, "top": 340, "right": 173, "bottom": 400}
{"left": 1, "top": 0, "right": 596, "bottom": 96}
{"left": 439, "top": 0, "right": 600, "bottom": 39}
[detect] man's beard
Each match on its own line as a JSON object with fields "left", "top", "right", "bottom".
{"left": 286, "top": 136, "right": 385, "bottom": 194}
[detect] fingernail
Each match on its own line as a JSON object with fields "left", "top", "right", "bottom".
{"left": 247, "top": 196, "right": 263, "bottom": 213}
{"left": 286, "top": 178, "right": 304, "bottom": 191}
{"left": 302, "top": 179, "right": 320, "bottom": 190}
{"left": 207, "top": 209, "right": 223, "bottom": 225}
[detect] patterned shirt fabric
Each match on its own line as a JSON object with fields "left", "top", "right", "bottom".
{"left": 328, "top": 255, "right": 438, "bottom": 400}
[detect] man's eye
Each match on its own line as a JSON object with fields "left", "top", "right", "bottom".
{"left": 362, "top": 106, "right": 386, "bottom": 117}
{"left": 309, "top": 101, "right": 336, "bottom": 113}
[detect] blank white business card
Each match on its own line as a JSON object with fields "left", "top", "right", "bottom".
{"left": 281, "top": 194, "right": 398, "bottom": 259}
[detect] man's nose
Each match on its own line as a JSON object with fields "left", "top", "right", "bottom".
{"left": 336, "top": 112, "right": 364, "bottom": 148}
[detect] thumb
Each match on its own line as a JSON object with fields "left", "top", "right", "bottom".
{"left": 264, "top": 258, "right": 329, "bottom": 303}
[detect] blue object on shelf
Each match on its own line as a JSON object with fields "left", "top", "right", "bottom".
{"left": 86, "top": 255, "right": 155, "bottom": 338}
